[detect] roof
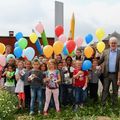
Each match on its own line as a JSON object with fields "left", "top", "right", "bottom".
{"left": 103, "top": 31, "right": 120, "bottom": 41}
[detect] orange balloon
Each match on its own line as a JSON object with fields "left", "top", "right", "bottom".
{"left": 84, "top": 46, "right": 94, "bottom": 58}
{"left": 43, "top": 45, "right": 53, "bottom": 58}
{"left": 0, "top": 43, "right": 6, "bottom": 54}
{"left": 53, "top": 41, "right": 64, "bottom": 55}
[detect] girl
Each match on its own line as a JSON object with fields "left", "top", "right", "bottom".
{"left": 15, "top": 61, "right": 25, "bottom": 109}
{"left": 73, "top": 60, "right": 88, "bottom": 111}
{"left": 61, "top": 57, "right": 74, "bottom": 106}
{"left": 0, "top": 66, "right": 4, "bottom": 88}
{"left": 23, "top": 60, "right": 32, "bottom": 108}
{"left": 89, "top": 59, "right": 101, "bottom": 102}
{"left": 4, "top": 64, "right": 15, "bottom": 93}
{"left": 40, "top": 63, "right": 47, "bottom": 106}
{"left": 43, "top": 59, "right": 61, "bottom": 115}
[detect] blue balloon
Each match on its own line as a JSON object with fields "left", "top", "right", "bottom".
{"left": 24, "top": 47, "right": 35, "bottom": 61}
{"left": 62, "top": 44, "right": 68, "bottom": 55}
{"left": 14, "top": 47, "right": 22, "bottom": 58}
{"left": 35, "top": 39, "right": 43, "bottom": 55}
{"left": 15, "top": 32, "right": 23, "bottom": 41}
{"left": 82, "top": 60, "right": 92, "bottom": 71}
{"left": 85, "top": 34, "right": 93, "bottom": 44}
{"left": 14, "top": 42, "right": 19, "bottom": 48}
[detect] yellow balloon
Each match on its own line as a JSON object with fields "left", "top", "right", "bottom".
{"left": 43, "top": 45, "right": 53, "bottom": 58}
{"left": 84, "top": 46, "right": 94, "bottom": 58}
{"left": 97, "top": 41, "right": 105, "bottom": 53}
{"left": 0, "top": 43, "right": 6, "bottom": 54}
{"left": 96, "top": 28, "right": 105, "bottom": 41}
{"left": 29, "top": 33, "right": 38, "bottom": 43}
{"left": 53, "top": 41, "right": 64, "bottom": 55}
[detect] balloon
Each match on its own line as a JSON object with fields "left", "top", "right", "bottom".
{"left": 0, "top": 55, "right": 6, "bottom": 66}
{"left": 15, "top": 32, "right": 23, "bottom": 41}
{"left": 14, "top": 47, "right": 23, "bottom": 58}
{"left": 14, "top": 42, "right": 19, "bottom": 48}
{"left": 84, "top": 46, "right": 94, "bottom": 58}
{"left": 96, "top": 28, "right": 105, "bottom": 41}
{"left": 85, "top": 34, "right": 93, "bottom": 44}
{"left": 69, "top": 51, "right": 75, "bottom": 57}
{"left": 35, "top": 22, "right": 44, "bottom": 34}
{"left": 66, "top": 40, "right": 76, "bottom": 53}
{"left": 62, "top": 44, "right": 68, "bottom": 55}
{"left": 41, "top": 31, "right": 48, "bottom": 46}
{"left": 55, "top": 25, "right": 64, "bottom": 37}
{"left": 23, "top": 47, "right": 35, "bottom": 61}
{"left": 97, "top": 41, "right": 105, "bottom": 53}
{"left": 0, "top": 43, "right": 5, "bottom": 54}
{"left": 29, "top": 33, "right": 38, "bottom": 44}
{"left": 58, "top": 34, "right": 66, "bottom": 43}
{"left": 7, "top": 54, "right": 15, "bottom": 62}
{"left": 82, "top": 60, "right": 92, "bottom": 70}
{"left": 75, "top": 37, "right": 83, "bottom": 47}
{"left": 35, "top": 39, "right": 43, "bottom": 55}
{"left": 18, "top": 38, "right": 28, "bottom": 49}
{"left": 53, "top": 41, "right": 64, "bottom": 55}
{"left": 43, "top": 45, "right": 53, "bottom": 58}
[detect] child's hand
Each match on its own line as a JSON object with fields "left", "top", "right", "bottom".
{"left": 117, "top": 80, "right": 120, "bottom": 86}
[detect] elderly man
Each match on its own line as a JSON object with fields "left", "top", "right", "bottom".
{"left": 99, "top": 37, "right": 120, "bottom": 106}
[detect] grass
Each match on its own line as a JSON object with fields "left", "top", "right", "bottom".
{"left": 12, "top": 99, "right": 120, "bottom": 120}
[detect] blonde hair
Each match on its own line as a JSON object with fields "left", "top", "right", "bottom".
{"left": 47, "top": 59, "right": 56, "bottom": 69}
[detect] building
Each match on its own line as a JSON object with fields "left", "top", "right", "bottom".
{"left": 103, "top": 31, "right": 120, "bottom": 48}
{"left": 0, "top": 31, "right": 54, "bottom": 55}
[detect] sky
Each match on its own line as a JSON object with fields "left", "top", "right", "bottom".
{"left": 0, "top": 0, "right": 120, "bottom": 41}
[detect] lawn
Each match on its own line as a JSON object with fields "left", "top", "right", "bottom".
{"left": 14, "top": 99, "right": 120, "bottom": 120}
{"left": 0, "top": 88, "right": 120, "bottom": 120}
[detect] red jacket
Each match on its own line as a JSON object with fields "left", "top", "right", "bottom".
{"left": 73, "top": 69, "right": 88, "bottom": 87}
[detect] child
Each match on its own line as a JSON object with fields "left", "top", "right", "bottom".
{"left": 43, "top": 59, "right": 61, "bottom": 115}
{"left": 0, "top": 66, "right": 4, "bottom": 88}
{"left": 4, "top": 64, "right": 15, "bottom": 93}
{"left": 15, "top": 61, "right": 25, "bottom": 109}
{"left": 28, "top": 58, "right": 43, "bottom": 115}
{"left": 22, "top": 60, "right": 32, "bottom": 108}
{"left": 89, "top": 59, "right": 101, "bottom": 102}
{"left": 73, "top": 60, "right": 88, "bottom": 111}
{"left": 61, "top": 57, "right": 74, "bottom": 106}
{"left": 57, "top": 62, "right": 64, "bottom": 105}
{"left": 40, "top": 63, "right": 47, "bottom": 106}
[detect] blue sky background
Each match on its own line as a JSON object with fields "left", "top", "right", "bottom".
{"left": 0, "top": 0, "right": 120, "bottom": 43}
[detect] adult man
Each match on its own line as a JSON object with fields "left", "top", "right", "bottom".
{"left": 99, "top": 37, "right": 120, "bottom": 106}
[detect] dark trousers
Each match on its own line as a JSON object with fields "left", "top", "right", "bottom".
{"left": 24, "top": 85, "right": 31, "bottom": 108}
{"left": 99, "top": 73, "right": 104, "bottom": 86}
{"left": 89, "top": 83, "right": 98, "bottom": 102}
{"left": 102, "top": 74, "right": 118, "bottom": 106}
{"left": 62, "top": 84, "right": 73, "bottom": 106}
{"left": 74, "top": 87, "right": 84, "bottom": 104}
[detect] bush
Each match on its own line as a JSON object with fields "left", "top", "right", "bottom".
{"left": 0, "top": 88, "right": 17, "bottom": 119}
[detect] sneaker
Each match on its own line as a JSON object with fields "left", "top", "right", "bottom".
{"left": 73, "top": 104, "right": 78, "bottom": 112}
{"left": 29, "top": 111, "right": 34, "bottom": 115}
{"left": 43, "top": 111, "right": 48, "bottom": 116}
{"left": 38, "top": 110, "right": 41, "bottom": 114}
{"left": 79, "top": 104, "right": 84, "bottom": 108}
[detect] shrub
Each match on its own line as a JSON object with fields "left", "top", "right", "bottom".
{"left": 0, "top": 88, "right": 17, "bottom": 119}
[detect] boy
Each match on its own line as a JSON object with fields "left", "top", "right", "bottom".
{"left": 28, "top": 58, "right": 43, "bottom": 115}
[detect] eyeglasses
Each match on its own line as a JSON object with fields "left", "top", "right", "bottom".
{"left": 110, "top": 42, "right": 117, "bottom": 44}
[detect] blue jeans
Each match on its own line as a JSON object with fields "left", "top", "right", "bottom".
{"left": 74, "top": 87, "right": 87, "bottom": 104}
{"left": 30, "top": 87, "right": 42, "bottom": 112}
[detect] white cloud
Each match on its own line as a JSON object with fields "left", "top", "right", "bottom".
{"left": 0, "top": 0, "right": 120, "bottom": 40}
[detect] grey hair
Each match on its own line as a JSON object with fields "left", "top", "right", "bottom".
{"left": 109, "top": 37, "right": 118, "bottom": 43}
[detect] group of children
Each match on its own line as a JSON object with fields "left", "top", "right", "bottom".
{"left": 0, "top": 52, "right": 102, "bottom": 115}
